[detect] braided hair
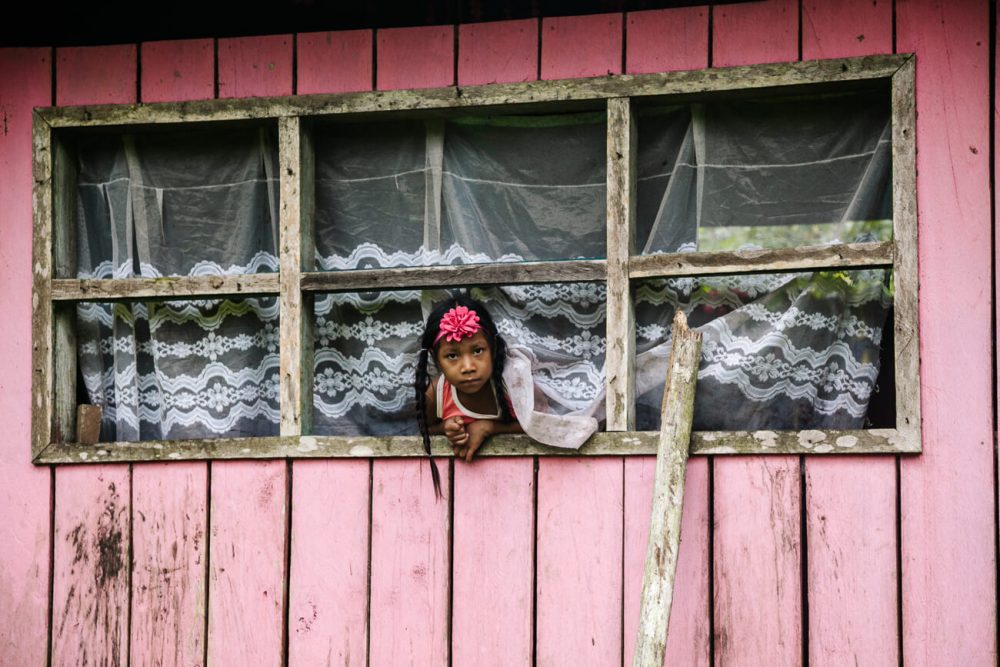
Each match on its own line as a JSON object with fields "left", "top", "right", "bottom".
{"left": 415, "top": 294, "right": 514, "bottom": 497}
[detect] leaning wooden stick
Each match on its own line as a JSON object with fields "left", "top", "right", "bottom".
{"left": 633, "top": 311, "right": 702, "bottom": 667}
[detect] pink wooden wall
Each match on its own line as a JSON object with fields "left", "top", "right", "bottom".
{"left": 0, "top": 1, "right": 996, "bottom": 664}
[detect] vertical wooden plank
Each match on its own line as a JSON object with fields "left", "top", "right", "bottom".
{"left": 369, "top": 461, "right": 450, "bottom": 666}
{"left": 288, "top": 461, "right": 370, "bottom": 666}
{"left": 451, "top": 25, "right": 537, "bottom": 667}
{"left": 288, "top": 29, "right": 371, "bottom": 667}
{"left": 209, "top": 37, "right": 292, "bottom": 667}
{"left": 297, "top": 30, "right": 373, "bottom": 95}
{"left": 128, "top": 39, "right": 212, "bottom": 667}
{"left": 458, "top": 19, "right": 538, "bottom": 86}
{"left": 536, "top": 458, "right": 623, "bottom": 666}
{"left": 537, "top": 17, "right": 624, "bottom": 666}
{"left": 800, "top": 6, "right": 899, "bottom": 666}
{"left": 624, "top": 458, "right": 709, "bottom": 666}
{"left": 131, "top": 464, "right": 208, "bottom": 666}
{"left": 452, "top": 460, "right": 535, "bottom": 666}
{"left": 56, "top": 45, "right": 137, "bottom": 105}
{"left": 140, "top": 39, "right": 214, "bottom": 103}
{"left": 897, "top": 1, "right": 996, "bottom": 664}
{"left": 712, "top": 6, "right": 802, "bottom": 665}
{"left": 0, "top": 46, "right": 52, "bottom": 667}
{"left": 376, "top": 25, "right": 453, "bottom": 91}
{"left": 367, "top": 25, "right": 452, "bottom": 667}
{"left": 208, "top": 462, "right": 287, "bottom": 666}
{"left": 714, "top": 459, "right": 802, "bottom": 664}
{"left": 51, "top": 44, "right": 136, "bottom": 667}
{"left": 623, "top": 10, "right": 710, "bottom": 666}
{"left": 52, "top": 466, "right": 131, "bottom": 666}
{"left": 805, "top": 460, "right": 897, "bottom": 665}
{"left": 712, "top": 0, "right": 798, "bottom": 67}
{"left": 802, "top": 0, "right": 892, "bottom": 59}
{"left": 218, "top": 35, "right": 293, "bottom": 99}
{"left": 606, "top": 97, "right": 636, "bottom": 431}
{"left": 541, "top": 13, "right": 623, "bottom": 80}
{"left": 625, "top": 7, "right": 709, "bottom": 74}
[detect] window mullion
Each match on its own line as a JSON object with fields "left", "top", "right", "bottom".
{"left": 278, "top": 116, "right": 315, "bottom": 437}
{"left": 605, "top": 97, "right": 637, "bottom": 431}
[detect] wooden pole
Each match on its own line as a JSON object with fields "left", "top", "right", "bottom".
{"left": 632, "top": 311, "right": 702, "bottom": 667}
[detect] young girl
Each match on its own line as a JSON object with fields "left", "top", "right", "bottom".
{"left": 415, "top": 295, "right": 523, "bottom": 495}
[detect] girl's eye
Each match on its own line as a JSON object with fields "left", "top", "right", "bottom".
{"left": 446, "top": 352, "right": 458, "bottom": 360}
{"left": 473, "top": 347, "right": 485, "bottom": 355}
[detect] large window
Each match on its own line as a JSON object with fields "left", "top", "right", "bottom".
{"left": 31, "top": 54, "right": 919, "bottom": 463}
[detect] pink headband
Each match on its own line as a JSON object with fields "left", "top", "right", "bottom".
{"left": 434, "top": 306, "right": 482, "bottom": 344}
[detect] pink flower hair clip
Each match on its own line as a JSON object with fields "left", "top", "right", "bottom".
{"left": 434, "top": 305, "right": 482, "bottom": 344}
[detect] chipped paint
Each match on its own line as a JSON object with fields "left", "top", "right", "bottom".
{"left": 298, "top": 436, "right": 319, "bottom": 453}
{"left": 756, "top": 431, "right": 778, "bottom": 449}
{"left": 835, "top": 435, "right": 859, "bottom": 448}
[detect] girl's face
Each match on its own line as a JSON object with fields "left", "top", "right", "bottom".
{"left": 435, "top": 330, "right": 494, "bottom": 395}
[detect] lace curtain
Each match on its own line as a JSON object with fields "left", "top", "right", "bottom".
{"left": 75, "top": 90, "right": 892, "bottom": 441}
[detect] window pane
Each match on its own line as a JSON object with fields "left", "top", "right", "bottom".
{"left": 633, "top": 269, "right": 893, "bottom": 431}
{"left": 70, "top": 125, "right": 279, "bottom": 279}
{"left": 312, "top": 112, "right": 607, "bottom": 271}
{"left": 77, "top": 297, "right": 279, "bottom": 441}
{"left": 310, "top": 283, "right": 606, "bottom": 436}
{"left": 637, "top": 91, "right": 892, "bottom": 254}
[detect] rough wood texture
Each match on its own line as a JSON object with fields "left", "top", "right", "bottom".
{"left": 801, "top": 8, "right": 900, "bottom": 666}
{"left": 297, "top": 30, "right": 373, "bottom": 95}
{"left": 278, "top": 116, "right": 313, "bottom": 435}
{"left": 37, "top": 427, "right": 919, "bottom": 464}
{"left": 377, "top": 25, "right": 454, "bottom": 90}
{"left": 130, "top": 463, "right": 208, "bottom": 667}
{"left": 712, "top": 6, "right": 803, "bottom": 665}
{"left": 626, "top": 7, "right": 709, "bottom": 74}
{"left": 807, "top": 458, "right": 897, "bottom": 665}
{"left": 51, "top": 466, "right": 131, "bottom": 666}
{"left": 541, "top": 14, "right": 622, "bottom": 78}
{"left": 898, "top": 2, "right": 996, "bottom": 663}
{"left": 458, "top": 19, "right": 538, "bottom": 86}
{"left": 535, "top": 458, "right": 624, "bottom": 666}
{"left": 452, "top": 459, "right": 535, "bottom": 666}
{"left": 288, "top": 460, "right": 370, "bottom": 666}
{"left": 31, "top": 113, "right": 54, "bottom": 458}
{"left": 891, "top": 56, "right": 920, "bottom": 435}
{"left": 624, "top": 458, "right": 710, "bottom": 667}
{"left": 207, "top": 462, "right": 288, "bottom": 666}
{"left": 56, "top": 46, "right": 137, "bottom": 106}
{"left": 140, "top": 39, "right": 215, "bottom": 103}
{"left": 37, "top": 55, "right": 909, "bottom": 128}
{"left": 218, "top": 35, "right": 293, "bottom": 99}
{"left": 629, "top": 241, "right": 892, "bottom": 278}
{"left": 51, "top": 274, "right": 279, "bottom": 302}
{"left": 606, "top": 97, "right": 637, "bottom": 430}
{"left": 51, "top": 136, "right": 77, "bottom": 442}
{"left": 303, "top": 259, "right": 605, "bottom": 291}
{"left": 713, "top": 0, "right": 798, "bottom": 67}
{"left": 76, "top": 405, "right": 102, "bottom": 445}
{"left": 368, "top": 460, "right": 450, "bottom": 666}
{"left": 633, "top": 312, "right": 702, "bottom": 667}
{"left": 0, "top": 47, "right": 52, "bottom": 667}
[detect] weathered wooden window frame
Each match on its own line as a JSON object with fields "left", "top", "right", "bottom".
{"left": 31, "top": 54, "right": 919, "bottom": 464}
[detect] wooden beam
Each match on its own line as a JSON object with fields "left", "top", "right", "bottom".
{"left": 891, "top": 56, "right": 920, "bottom": 435}
{"left": 31, "top": 113, "right": 54, "bottom": 457}
{"left": 633, "top": 312, "right": 702, "bottom": 667}
{"left": 34, "top": 427, "right": 920, "bottom": 464}
{"left": 300, "top": 259, "right": 606, "bottom": 292}
{"left": 38, "top": 55, "right": 907, "bottom": 128}
{"left": 628, "top": 241, "right": 893, "bottom": 279}
{"left": 51, "top": 274, "right": 280, "bottom": 302}
{"left": 606, "top": 97, "right": 636, "bottom": 430}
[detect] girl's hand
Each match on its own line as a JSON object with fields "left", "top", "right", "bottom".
{"left": 443, "top": 416, "right": 469, "bottom": 447}
{"left": 455, "top": 420, "right": 495, "bottom": 463}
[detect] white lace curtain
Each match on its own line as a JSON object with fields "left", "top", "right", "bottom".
{"left": 75, "top": 91, "right": 892, "bottom": 441}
